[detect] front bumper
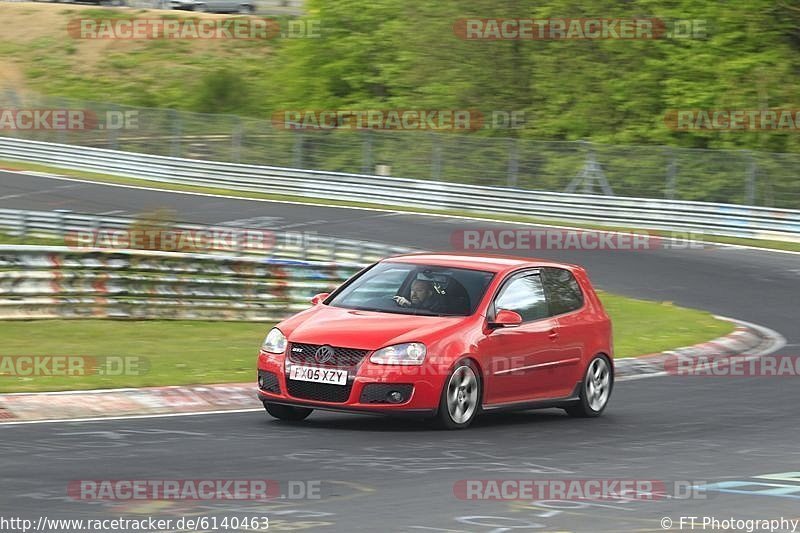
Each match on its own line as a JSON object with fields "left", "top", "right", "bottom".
{"left": 256, "top": 350, "right": 444, "bottom": 416}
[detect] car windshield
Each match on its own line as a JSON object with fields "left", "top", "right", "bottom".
{"left": 327, "top": 262, "right": 495, "bottom": 317}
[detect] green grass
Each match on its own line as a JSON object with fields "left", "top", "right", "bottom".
{"left": 0, "top": 320, "right": 269, "bottom": 393}
{"left": 3, "top": 158, "right": 800, "bottom": 253}
{"left": 0, "top": 295, "right": 734, "bottom": 392}
{"left": 0, "top": 232, "right": 63, "bottom": 246}
{"left": 598, "top": 292, "right": 733, "bottom": 358}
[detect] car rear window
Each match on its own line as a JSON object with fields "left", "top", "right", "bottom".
{"left": 542, "top": 267, "right": 584, "bottom": 315}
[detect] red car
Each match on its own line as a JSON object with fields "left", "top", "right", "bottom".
{"left": 257, "top": 253, "right": 613, "bottom": 429}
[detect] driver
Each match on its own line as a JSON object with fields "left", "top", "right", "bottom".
{"left": 393, "top": 279, "right": 443, "bottom": 311}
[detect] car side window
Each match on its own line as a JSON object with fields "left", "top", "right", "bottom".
{"left": 542, "top": 267, "right": 584, "bottom": 316}
{"left": 494, "top": 273, "right": 548, "bottom": 322}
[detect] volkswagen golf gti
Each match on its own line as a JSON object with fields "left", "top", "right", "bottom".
{"left": 256, "top": 253, "right": 613, "bottom": 429}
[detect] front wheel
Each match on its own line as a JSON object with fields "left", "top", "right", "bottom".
{"left": 565, "top": 355, "right": 612, "bottom": 418}
{"left": 264, "top": 402, "right": 313, "bottom": 421}
{"left": 435, "top": 360, "right": 481, "bottom": 429}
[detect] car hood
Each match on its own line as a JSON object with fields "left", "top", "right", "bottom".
{"left": 281, "top": 304, "right": 466, "bottom": 350}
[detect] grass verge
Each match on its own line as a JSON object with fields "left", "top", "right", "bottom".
{"left": 598, "top": 292, "right": 733, "bottom": 359}
{"left": 0, "top": 294, "right": 734, "bottom": 393}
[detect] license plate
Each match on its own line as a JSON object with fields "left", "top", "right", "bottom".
{"left": 288, "top": 365, "right": 348, "bottom": 386}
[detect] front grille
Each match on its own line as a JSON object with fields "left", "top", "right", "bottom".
{"left": 258, "top": 370, "right": 280, "bottom": 394}
{"left": 360, "top": 383, "right": 414, "bottom": 404}
{"left": 288, "top": 343, "right": 369, "bottom": 367}
{"left": 286, "top": 379, "right": 353, "bottom": 403}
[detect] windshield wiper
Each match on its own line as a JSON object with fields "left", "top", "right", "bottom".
{"left": 333, "top": 305, "right": 462, "bottom": 317}
{"left": 409, "top": 308, "right": 462, "bottom": 317}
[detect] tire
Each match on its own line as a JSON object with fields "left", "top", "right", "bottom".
{"left": 565, "top": 354, "right": 613, "bottom": 418}
{"left": 264, "top": 402, "right": 313, "bottom": 421}
{"left": 435, "top": 360, "right": 482, "bottom": 429}
{"left": 238, "top": 4, "right": 253, "bottom": 13}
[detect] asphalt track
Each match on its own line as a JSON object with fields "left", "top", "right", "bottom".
{"left": 0, "top": 170, "right": 799, "bottom": 532}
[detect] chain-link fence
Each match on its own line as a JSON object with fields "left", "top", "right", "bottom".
{"left": 2, "top": 91, "right": 799, "bottom": 209}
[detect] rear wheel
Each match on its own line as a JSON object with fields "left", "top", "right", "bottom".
{"left": 565, "top": 355, "right": 612, "bottom": 418}
{"left": 435, "top": 360, "right": 481, "bottom": 429}
{"left": 264, "top": 402, "right": 313, "bottom": 421}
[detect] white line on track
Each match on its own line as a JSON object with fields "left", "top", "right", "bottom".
{"left": 0, "top": 408, "right": 263, "bottom": 427}
{"left": 0, "top": 182, "right": 79, "bottom": 202}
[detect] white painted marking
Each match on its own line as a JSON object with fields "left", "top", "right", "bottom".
{"left": 0, "top": 182, "right": 79, "bottom": 202}
{"left": 0, "top": 408, "right": 262, "bottom": 427}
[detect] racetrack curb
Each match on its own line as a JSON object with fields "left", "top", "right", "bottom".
{"left": 615, "top": 316, "right": 786, "bottom": 381}
{"left": 0, "top": 317, "right": 785, "bottom": 424}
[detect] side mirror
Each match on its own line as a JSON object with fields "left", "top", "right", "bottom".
{"left": 489, "top": 309, "right": 523, "bottom": 328}
{"left": 310, "top": 292, "right": 330, "bottom": 305}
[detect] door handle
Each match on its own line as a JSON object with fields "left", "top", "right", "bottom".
{"left": 548, "top": 328, "right": 559, "bottom": 340}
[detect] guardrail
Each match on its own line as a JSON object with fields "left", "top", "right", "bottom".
{"left": 0, "top": 207, "right": 412, "bottom": 264}
{"left": 0, "top": 246, "right": 363, "bottom": 321}
{"left": 1, "top": 137, "right": 800, "bottom": 242}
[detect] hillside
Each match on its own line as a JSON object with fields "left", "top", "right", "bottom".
{"left": 0, "top": 2, "right": 275, "bottom": 114}
{"left": 2, "top": 0, "right": 800, "bottom": 153}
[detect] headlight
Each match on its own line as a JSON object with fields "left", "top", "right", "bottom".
{"left": 261, "top": 328, "right": 287, "bottom": 354}
{"left": 369, "top": 343, "right": 427, "bottom": 365}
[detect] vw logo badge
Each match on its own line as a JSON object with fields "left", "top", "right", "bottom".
{"left": 314, "top": 345, "right": 335, "bottom": 364}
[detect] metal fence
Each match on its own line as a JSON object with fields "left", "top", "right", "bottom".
{"left": 2, "top": 137, "right": 799, "bottom": 242}
{"left": 0, "top": 208, "right": 412, "bottom": 264}
{"left": 2, "top": 92, "right": 799, "bottom": 209}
